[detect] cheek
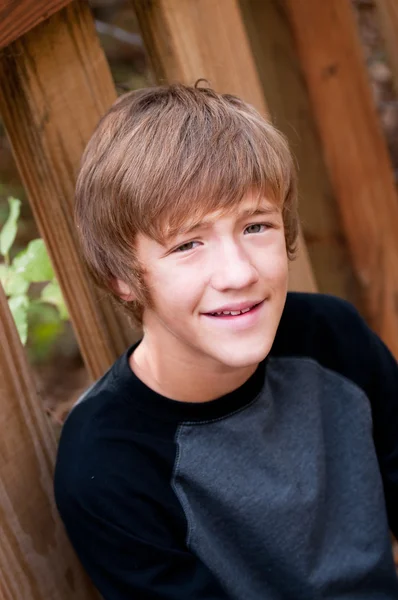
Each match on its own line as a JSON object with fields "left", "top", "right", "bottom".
{"left": 257, "top": 241, "right": 288, "bottom": 284}
{"left": 147, "top": 266, "right": 204, "bottom": 314}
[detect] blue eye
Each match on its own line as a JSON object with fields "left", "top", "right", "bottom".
{"left": 244, "top": 224, "right": 267, "bottom": 234}
{"left": 174, "top": 241, "right": 200, "bottom": 253}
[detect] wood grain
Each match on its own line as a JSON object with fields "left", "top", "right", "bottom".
{"left": 0, "top": 284, "right": 99, "bottom": 599}
{"left": 239, "top": 0, "right": 362, "bottom": 310}
{"left": 0, "top": 1, "right": 135, "bottom": 380}
{"left": 375, "top": 0, "right": 398, "bottom": 96}
{"left": 0, "top": 0, "right": 72, "bottom": 49}
{"left": 285, "top": 0, "right": 398, "bottom": 356}
{"left": 133, "top": 0, "right": 317, "bottom": 294}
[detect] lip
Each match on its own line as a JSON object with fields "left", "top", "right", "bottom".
{"left": 203, "top": 300, "right": 264, "bottom": 315}
{"left": 201, "top": 300, "right": 266, "bottom": 331}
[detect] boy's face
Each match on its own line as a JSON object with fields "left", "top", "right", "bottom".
{"left": 132, "top": 191, "right": 288, "bottom": 370}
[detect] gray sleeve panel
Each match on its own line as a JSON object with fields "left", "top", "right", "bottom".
{"left": 172, "top": 356, "right": 398, "bottom": 600}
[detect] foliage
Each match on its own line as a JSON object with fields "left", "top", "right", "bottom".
{"left": 0, "top": 197, "right": 69, "bottom": 354}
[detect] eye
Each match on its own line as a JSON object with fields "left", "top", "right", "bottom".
{"left": 173, "top": 241, "right": 201, "bottom": 253}
{"left": 244, "top": 223, "right": 269, "bottom": 235}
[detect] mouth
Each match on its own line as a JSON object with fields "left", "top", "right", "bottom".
{"left": 204, "top": 300, "right": 264, "bottom": 318}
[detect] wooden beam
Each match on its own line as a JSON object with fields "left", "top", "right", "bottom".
{"left": 133, "top": 0, "right": 317, "bottom": 294}
{"left": 285, "top": 0, "right": 398, "bottom": 357}
{"left": 0, "top": 283, "right": 98, "bottom": 600}
{"left": 375, "top": 0, "right": 398, "bottom": 96}
{"left": 0, "top": 1, "right": 135, "bottom": 380}
{"left": 239, "top": 0, "right": 362, "bottom": 310}
{"left": 0, "top": 0, "right": 71, "bottom": 49}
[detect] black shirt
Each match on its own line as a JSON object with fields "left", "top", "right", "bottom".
{"left": 54, "top": 293, "right": 398, "bottom": 599}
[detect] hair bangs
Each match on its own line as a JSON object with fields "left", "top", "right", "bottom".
{"left": 132, "top": 109, "right": 293, "bottom": 245}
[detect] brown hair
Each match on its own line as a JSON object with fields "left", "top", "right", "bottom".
{"left": 75, "top": 83, "right": 299, "bottom": 326}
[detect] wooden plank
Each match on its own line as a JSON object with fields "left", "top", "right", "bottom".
{"left": 239, "top": 0, "right": 362, "bottom": 310}
{"left": 285, "top": 0, "right": 398, "bottom": 357}
{"left": 375, "top": 0, "right": 398, "bottom": 96}
{"left": 133, "top": 0, "right": 317, "bottom": 294}
{"left": 0, "top": 1, "right": 134, "bottom": 380}
{"left": 0, "top": 0, "right": 71, "bottom": 50}
{"left": 0, "top": 283, "right": 98, "bottom": 600}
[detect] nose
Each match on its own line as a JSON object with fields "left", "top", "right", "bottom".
{"left": 210, "top": 241, "right": 259, "bottom": 291}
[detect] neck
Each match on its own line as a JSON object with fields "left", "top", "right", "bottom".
{"left": 129, "top": 335, "right": 258, "bottom": 403}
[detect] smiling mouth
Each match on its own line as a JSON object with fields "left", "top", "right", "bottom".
{"left": 205, "top": 301, "right": 262, "bottom": 317}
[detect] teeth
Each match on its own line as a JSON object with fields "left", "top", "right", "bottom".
{"left": 211, "top": 306, "right": 253, "bottom": 316}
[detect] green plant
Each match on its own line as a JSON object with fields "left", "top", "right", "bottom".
{"left": 0, "top": 197, "right": 69, "bottom": 349}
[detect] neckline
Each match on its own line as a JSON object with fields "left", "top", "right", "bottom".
{"left": 111, "top": 342, "right": 267, "bottom": 422}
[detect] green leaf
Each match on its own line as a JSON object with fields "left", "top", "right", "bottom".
{"left": 0, "top": 264, "right": 28, "bottom": 297}
{"left": 4, "top": 267, "right": 30, "bottom": 296}
{"left": 13, "top": 239, "right": 54, "bottom": 282}
{"left": 27, "top": 300, "right": 65, "bottom": 363}
{"left": 0, "top": 197, "right": 21, "bottom": 257}
{"left": 8, "top": 294, "right": 29, "bottom": 344}
{"left": 0, "top": 264, "right": 8, "bottom": 288}
{"left": 41, "top": 281, "right": 69, "bottom": 320}
{"left": 28, "top": 320, "right": 65, "bottom": 362}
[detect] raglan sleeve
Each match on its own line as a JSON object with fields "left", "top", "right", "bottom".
{"left": 364, "top": 321, "right": 398, "bottom": 539}
{"left": 54, "top": 453, "right": 228, "bottom": 600}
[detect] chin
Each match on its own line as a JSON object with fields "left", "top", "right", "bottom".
{"left": 213, "top": 342, "right": 271, "bottom": 369}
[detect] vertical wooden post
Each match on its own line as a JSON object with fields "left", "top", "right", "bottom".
{"left": 0, "top": 1, "right": 135, "bottom": 381}
{"left": 285, "top": 0, "right": 398, "bottom": 356}
{"left": 0, "top": 284, "right": 98, "bottom": 600}
{"left": 375, "top": 0, "right": 398, "bottom": 96}
{"left": 238, "top": 0, "right": 362, "bottom": 310}
{"left": 133, "top": 0, "right": 317, "bottom": 294}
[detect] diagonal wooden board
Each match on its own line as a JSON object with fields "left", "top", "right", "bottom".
{"left": 0, "top": 1, "right": 136, "bottom": 380}
{"left": 285, "top": 0, "right": 398, "bottom": 357}
{"left": 0, "top": 283, "right": 99, "bottom": 599}
{"left": 0, "top": 0, "right": 72, "bottom": 49}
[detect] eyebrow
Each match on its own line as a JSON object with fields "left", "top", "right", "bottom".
{"left": 179, "top": 206, "right": 279, "bottom": 236}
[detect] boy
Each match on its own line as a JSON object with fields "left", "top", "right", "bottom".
{"left": 54, "top": 83, "right": 398, "bottom": 599}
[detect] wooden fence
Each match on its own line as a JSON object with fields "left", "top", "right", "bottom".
{"left": 0, "top": 0, "right": 397, "bottom": 597}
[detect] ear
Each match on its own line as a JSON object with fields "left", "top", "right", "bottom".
{"left": 112, "top": 278, "right": 136, "bottom": 302}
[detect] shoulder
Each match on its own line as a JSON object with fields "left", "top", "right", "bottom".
{"left": 272, "top": 292, "right": 396, "bottom": 397}
{"left": 275, "top": 292, "right": 367, "bottom": 352}
{"left": 54, "top": 371, "right": 130, "bottom": 514}
{"left": 55, "top": 345, "right": 149, "bottom": 474}
{"left": 54, "top": 350, "right": 174, "bottom": 525}
{"left": 282, "top": 291, "right": 360, "bottom": 330}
